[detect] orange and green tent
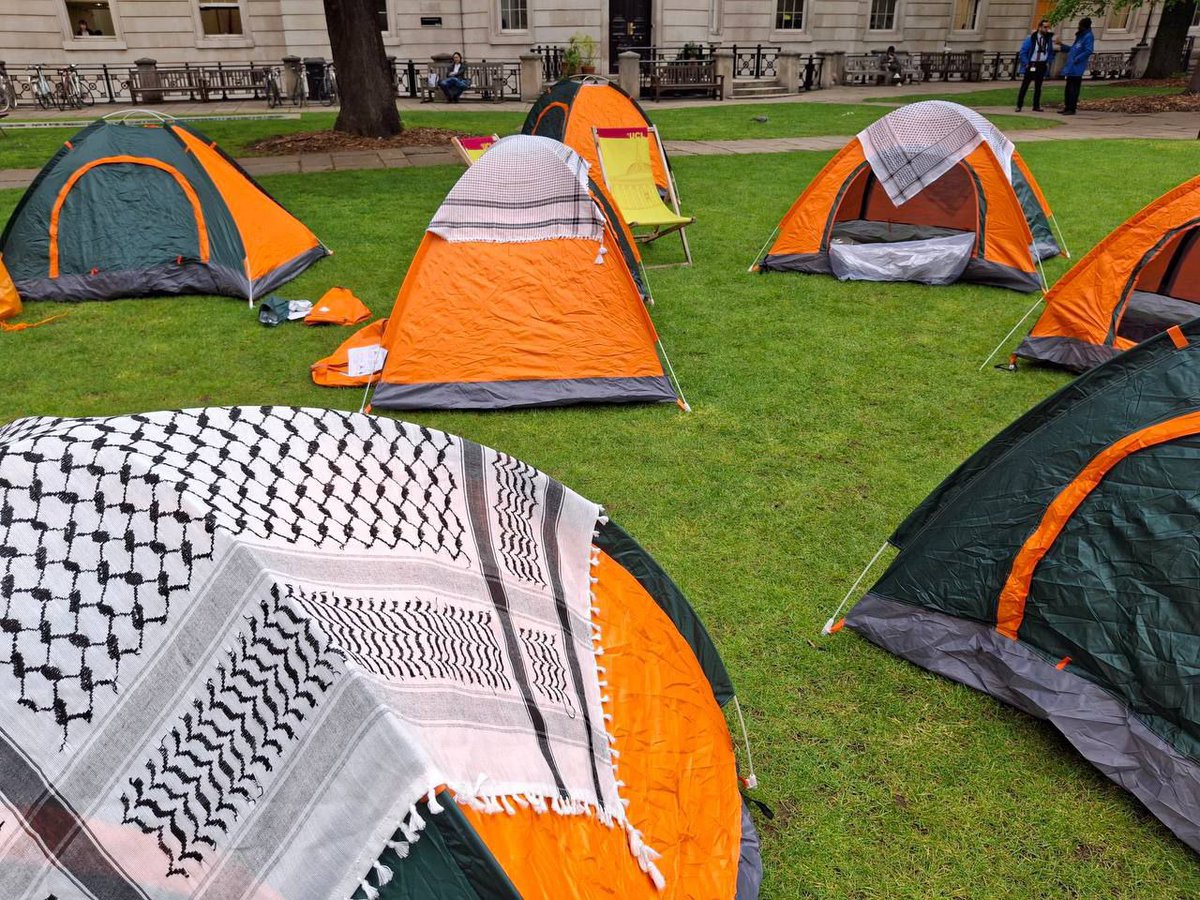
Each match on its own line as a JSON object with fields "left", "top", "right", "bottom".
{"left": 1018, "top": 174, "right": 1200, "bottom": 371}
{"left": 0, "top": 112, "right": 327, "bottom": 303}
{"left": 756, "top": 102, "right": 1050, "bottom": 292}
{"left": 844, "top": 319, "right": 1200, "bottom": 854}
{"left": 523, "top": 78, "right": 671, "bottom": 193}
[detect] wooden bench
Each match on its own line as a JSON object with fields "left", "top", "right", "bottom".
{"left": 421, "top": 61, "right": 511, "bottom": 103}
{"left": 919, "top": 52, "right": 982, "bottom": 82}
{"left": 640, "top": 59, "right": 723, "bottom": 101}
{"left": 842, "top": 53, "right": 920, "bottom": 86}
{"left": 128, "top": 66, "right": 212, "bottom": 103}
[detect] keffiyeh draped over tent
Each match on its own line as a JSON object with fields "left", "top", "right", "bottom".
{"left": 0, "top": 407, "right": 667, "bottom": 899}
{"left": 858, "top": 100, "right": 1015, "bottom": 205}
{"left": 428, "top": 135, "right": 605, "bottom": 244}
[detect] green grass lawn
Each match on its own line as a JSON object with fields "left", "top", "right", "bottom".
{"left": 0, "top": 101, "right": 1055, "bottom": 169}
{"left": 3, "top": 136, "right": 1200, "bottom": 897}
{"left": 871, "top": 80, "right": 1183, "bottom": 107}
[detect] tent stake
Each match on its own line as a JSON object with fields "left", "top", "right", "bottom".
{"left": 979, "top": 295, "right": 1044, "bottom": 371}
{"left": 823, "top": 541, "right": 889, "bottom": 635}
{"left": 1050, "top": 213, "right": 1071, "bottom": 259}
{"left": 747, "top": 226, "right": 779, "bottom": 273}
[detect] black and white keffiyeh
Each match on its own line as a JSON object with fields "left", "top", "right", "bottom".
{"left": 0, "top": 407, "right": 662, "bottom": 900}
{"left": 858, "top": 100, "right": 1015, "bottom": 205}
{"left": 428, "top": 135, "right": 605, "bottom": 244}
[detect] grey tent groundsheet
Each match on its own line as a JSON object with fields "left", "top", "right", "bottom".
{"left": 828, "top": 222, "right": 975, "bottom": 286}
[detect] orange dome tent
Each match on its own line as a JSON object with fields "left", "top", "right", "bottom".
{"left": 755, "top": 102, "right": 1052, "bottom": 292}
{"left": 1018, "top": 175, "right": 1200, "bottom": 371}
{"left": 315, "top": 136, "right": 684, "bottom": 411}
{"left": 523, "top": 77, "right": 671, "bottom": 193}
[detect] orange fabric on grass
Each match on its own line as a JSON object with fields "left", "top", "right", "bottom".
{"left": 1030, "top": 176, "right": 1200, "bottom": 347}
{"left": 563, "top": 85, "right": 669, "bottom": 191}
{"left": 464, "top": 550, "right": 741, "bottom": 899}
{"left": 0, "top": 257, "right": 20, "bottom": 322}
{"left": 49, "top": 156, "right": 210, "bottom": 278}
{"left": 377, "top": 234, "right": 664, "bottom": 388}
{"left": 310, "top": 318, "right": 387, "bottom": 387}
{"left": 171, "top": 126, "right": 322, "bottom": 281}
{"left": 305, "top": 286, "right": 372, "bottom": 326}
{"left": 996, "top": 409, "right": 1200, "bottom": 639}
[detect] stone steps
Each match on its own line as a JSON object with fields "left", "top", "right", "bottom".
{"left": 731, "top": 80, "right": 791, "bottom": 98}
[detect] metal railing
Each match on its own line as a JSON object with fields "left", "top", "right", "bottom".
{"left": 0, "top": 62, "right": 132, "bottom": 106}
{"left": 731, "top": 44, "right": 780, "bottom": 79}
{"left": 1086, "top": 52, "right": 1135, "bottom": 79}
{"left": 531, "top": 44, "right": 564, "bottom": 82}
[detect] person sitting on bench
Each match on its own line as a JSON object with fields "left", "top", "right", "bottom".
{"left": 439, "top": 53, "right": 470, "bottom": 103}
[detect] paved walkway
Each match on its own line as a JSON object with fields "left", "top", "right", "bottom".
{"left": 0, "top": 84, "right": 1194, "bottom": 189}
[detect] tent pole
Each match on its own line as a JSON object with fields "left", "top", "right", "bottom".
{"left": 978, "top": 295, "right": 1044, "bottom": 371}
{"left": 823, "top": 541, "right": 889, "bottom": 635}
{"left": 747, "top": 226, "right": 779, "bottom": 273}
{"left": 1035, "top": 254, "right": 1050, "bottom": 292}
{"left": 1050, "top": 213, "right": 1071, "bottom": 259}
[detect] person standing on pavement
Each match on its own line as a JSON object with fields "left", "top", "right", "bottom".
{"left": 1016, "top": 20, "right": 1055, "bottom": 111}
{"left": 1058, "top": 17, "right": 1094, "bottom": 115}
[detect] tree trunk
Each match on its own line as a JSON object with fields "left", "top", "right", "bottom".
{"left": 1145, "top": 0, "right": 1197, "bottom": 78}
{"left": 322, "top": 0, "right": 402, "bottom": 136}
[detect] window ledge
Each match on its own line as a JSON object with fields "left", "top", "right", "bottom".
{"left": 488, "top": 30, "right": 532, "bottom": 45}
{"left": 770, "top": 29, "right": 814, "bottom": 42}
{"left": 62, "top": 37, "right": 127, "bottom": 51}
{"left": 195, "top": 35, "right": 255, "bottom": 48}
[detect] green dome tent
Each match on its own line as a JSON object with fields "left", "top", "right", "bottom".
{"left": 845, "top": 318, "right": 1200, "bottom": 853}
{"left": 0, "top": 111, "right": 328, "bottom": 303}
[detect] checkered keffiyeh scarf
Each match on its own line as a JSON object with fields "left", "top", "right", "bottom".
{"left": 858, "top": 101, "right": 1015, "bottom": 206}
{"left": 429, "top": 135, "right": 605, "bottom": 243}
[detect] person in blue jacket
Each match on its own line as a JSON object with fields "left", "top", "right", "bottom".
{"left": 1058, "top": 17, "right": 1094, "bottom": 115}
{"left": 1016, "top": 19, "right": 1055, "bottom": 111}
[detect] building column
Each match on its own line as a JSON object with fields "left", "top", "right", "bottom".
{"left": 818, "top": 51, "right": 844, "bottom": 88}
{"left": 715, "top": 48, "right": 734, "bottom": 99}
{"left": 618, "top": 51, "right": 641, "bottom": 98}
{"left": 777, "top": 51, "right": 799, "bottom": 93}
{"left": 520, "top": 53, "right": 543, "bottom": 101}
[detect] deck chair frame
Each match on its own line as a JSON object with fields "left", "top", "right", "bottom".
{"left": 451, "top": 133, "right": 500, "bottom": 166}
{"left": 594, "top": 125, "right": 693, "bottom": 269}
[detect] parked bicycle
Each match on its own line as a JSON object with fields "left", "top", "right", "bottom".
{"left": 320, "top": 64, "right": 338, "bottom": 107}
{"left": 29, "top": 65, "right": 56, "bottom": 110}
{"left": 262, "top": 66, "right": 284, "bottom": 108}
{"left": 0, "top": 68, "right": 13, "bottom": 113}
{"left": 57, "top": 65, "right": 95, "bottom": 110}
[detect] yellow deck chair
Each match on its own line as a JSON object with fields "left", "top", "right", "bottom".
{"left": 451, "top": 134, "right": 500, "bottom": 166}
{"left": 594, "top": 125, "right": 693, "bottom": 267}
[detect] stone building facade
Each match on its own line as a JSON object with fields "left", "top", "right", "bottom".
{"left": 0, "top": 0, "right": 1194, "bottom": 70}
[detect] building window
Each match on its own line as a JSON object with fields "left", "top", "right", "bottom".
{"left": 500, "top": 0, "right": 527, "bottom": 30}
{"left": 66, "top": 0, "right": 115, "bottom": 36}
{"left": 1106, "top": 6, "right": 1132, "bottom": 29}
{"left": 953, "top": 0, "right": 982, "bottom": 30}
{"left": 869, "top": 0, "right": 897, "bottom": 30}
{"left": 1192, "top": 5, "right": 1198, "bottom": 26}
{"left": 377, "top": 0, "right": 389, "bottom": 31}
{"left": 1030, "top": 0, "right": 1054, "bottom": 27}
{"left": 198, "top": 2, "right": 242, "bottom": 35}
{"left": 775, "top": 0, "right": 804, "bottom": 29}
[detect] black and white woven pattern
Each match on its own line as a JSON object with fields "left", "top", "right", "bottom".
{"left": 858, "top": 101, "right": 1013, "bottom": 205}
{"left": 428, "top": 135, "right": 604, "bottom": 244}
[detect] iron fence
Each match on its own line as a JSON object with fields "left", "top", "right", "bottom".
{"left": 1086, "top": 52, "right": 1135, "bottom": 79}
{"left": 980, "top": 51, "right": 1021, "bottom": 81}
{"left": 0, "top": 62, "right": 132, "bottom": 107}
{"left": 531, "top": 44, "right": 564, "bottom": 82}
{"left": 801, "top": 54, "right": 823, "bottom": 90}
{"left": 731, "top": 44, "right": 780, "bottom": 79}
{"left": 1182, "top": 36, "right": 1196, "bottom": 72}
